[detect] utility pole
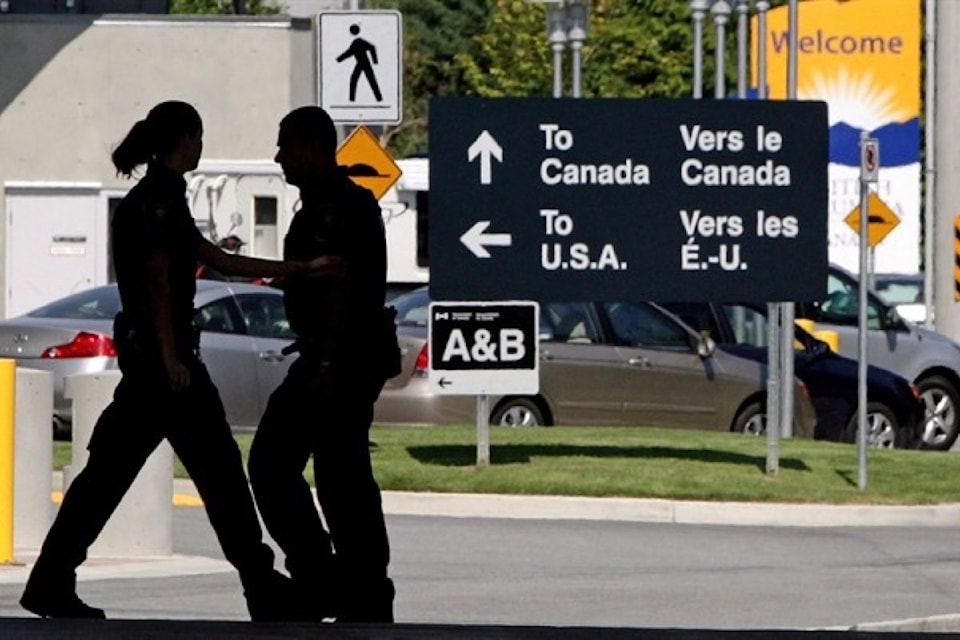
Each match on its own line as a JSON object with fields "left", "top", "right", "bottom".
{"left": 935, "top": 0, "right": 960, "bottom": 341}
{"left": 924, "top": 0, "right": 936, "bottom": 330}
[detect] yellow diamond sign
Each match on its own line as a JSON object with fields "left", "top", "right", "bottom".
{"left": 844, "top": 192, "right": 900, "bottom": 248}
{"left": 336, "top": 126, "right": 402, "bottom": 201}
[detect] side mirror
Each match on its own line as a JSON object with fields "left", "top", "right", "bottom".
{"left": 697, "top": 334, "right": 716, "bottom": 358}
{"left": 882, "top": 306, "right": 906, "bottom": 331}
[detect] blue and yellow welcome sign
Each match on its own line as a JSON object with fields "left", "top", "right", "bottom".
{"left": 752, "top": 0, "right": 920, "bottom": 274}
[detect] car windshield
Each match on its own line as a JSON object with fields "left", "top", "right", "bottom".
{"left": 874, "top": 276, "right": 924, "bottom": 305}
{"left": 813, "top": 271, "right": 885, "bottom": 329}
{"left": 391, "top": 288, "right": 430, "bottom": 327}
{"left": 26, "top": 286, "right": 121, "bottom": 320}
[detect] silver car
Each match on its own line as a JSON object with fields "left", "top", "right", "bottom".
{"left": 375, "top": 287, "right": 818, "bottom": 436}
{"left": 796, "top": 264, "right": 960, "bottom": 450}
{"left": 873, "top": 272, "right": 926, "bottom": 324}
{"left": 0, "top": 281, "right": 297, "bottom": 436}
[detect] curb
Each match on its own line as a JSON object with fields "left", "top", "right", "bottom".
{"left": 379, "top": 491, "right": 960, "bottom": 527}
{"left": 850, "top": 613, "right": 960, "bottom": 633}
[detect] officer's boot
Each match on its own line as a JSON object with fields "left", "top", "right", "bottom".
{"left": 20, "top": 563, "right": 105, "bottom": 619}
{"left": 241, "top": 568, "right": 300, "bottom": 622}
{"left": 335, "top": 576, "right": 395, "bottom": 624}
{"left": 285, "top": 554, "right": 339, "bottom": 622}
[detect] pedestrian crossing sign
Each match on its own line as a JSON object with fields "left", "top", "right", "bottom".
{"left": 317, "top": 11, "right": 403, "bottom": 125}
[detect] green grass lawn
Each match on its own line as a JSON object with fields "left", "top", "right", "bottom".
{"left": 54, "top": 425, "right": 960, "bottom": 505}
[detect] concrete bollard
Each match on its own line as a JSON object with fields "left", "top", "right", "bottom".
{"left": 64, "top": 371, "right": 173, "bottom": 557}
{"left": 13, "top": 368, "right": 54, "bottom": 552}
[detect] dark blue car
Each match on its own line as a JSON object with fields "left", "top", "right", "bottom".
{"left": 661, "top": 302, "right": 925, "bottom": 449}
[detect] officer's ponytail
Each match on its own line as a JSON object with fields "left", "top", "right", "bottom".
{"left": 111, "top": 101, "right": 202, "bottom": 177}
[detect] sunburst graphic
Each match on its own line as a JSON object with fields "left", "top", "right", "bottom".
{"left": 801, "top": 67, "right": 909, "bottom": 130}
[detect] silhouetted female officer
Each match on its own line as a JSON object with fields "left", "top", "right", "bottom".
{"left": 20, "top": 101, "right": 336, "bottom": 620}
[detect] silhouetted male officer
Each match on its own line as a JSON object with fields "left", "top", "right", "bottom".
{"left": 248, "top": 106, "right": 397, "bottom": 623}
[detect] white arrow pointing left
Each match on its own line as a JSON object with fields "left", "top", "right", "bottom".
{"left": 460, "top": 220, "right": 512, "bottom": 258}
{"left": 467, "top": 130, "right": 503, "bottom": 185}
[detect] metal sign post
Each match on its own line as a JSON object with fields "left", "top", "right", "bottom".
{"left": 477, "top": 394, "right": 490, "bottom": 468}
{"left": 858, "top": 133, "right": 879, "bottom": 491}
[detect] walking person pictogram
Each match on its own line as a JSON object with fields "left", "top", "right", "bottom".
{"left": 336, "top": 24, "right": 383, "bottom": 102}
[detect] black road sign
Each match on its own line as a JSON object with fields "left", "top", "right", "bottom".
{"left": 428, "top": 301, "right": 539, "bottom": 395}
{"left": 429, "top": 97, "right": 828, "bottom": 302}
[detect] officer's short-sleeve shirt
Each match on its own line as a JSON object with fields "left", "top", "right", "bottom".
{"left": 282, "top": 168, "right": 387, "bottom": 361}
{"left": 112, "top": 163, "right": 200, "bottom": 349}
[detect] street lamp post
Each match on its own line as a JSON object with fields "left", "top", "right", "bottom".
{"left": 530, "top": 0, "right": 589, "bottom": 99}
{"left": 689, "top": 0, "right": 709, "bottom": 98}
{"left": 735, "top": 0, "right": 750, "bottom": 99}
{"left": 711, "top": 0, "right": 731, "bottom": 99}
{"left": 566, "top": 2, "right": 588, "bottom": 98}
{"left": 756, "top": 1, "right": 769, "bottom": 99}
{"left": 546, "top": 5, "right": 568, "bottom": 99}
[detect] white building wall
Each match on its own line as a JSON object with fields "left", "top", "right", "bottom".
{"left": 0, "top": 13, "right": 316, "bottom": 316}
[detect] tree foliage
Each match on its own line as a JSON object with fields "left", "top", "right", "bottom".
{"left": 584, "top": 0, "right": 696, "bottom": 99}
{"left": 367, "top": 0, "right": 489, "bottom": 157}
{"left": 169, "top": 0, "right": 280, "bottom": 14}
{"left": 457, "top": 0, "right": 554, "bottom": 99}
{"left": 371, "top": 0, "right": 790, "bottom": 156}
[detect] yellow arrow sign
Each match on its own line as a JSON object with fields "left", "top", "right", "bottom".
{"left": 844, "top": 192, "right": 900, "bottom": 248}
{"left": 336, "top": 126, "right": 402, "bottom": 201}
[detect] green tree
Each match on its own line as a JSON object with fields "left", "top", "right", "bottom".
{"left": 458, "top": 0, "right": 708, "bottom": 100}
{"left": 169, "top": 0, "right": 280, "bottom": 14}
{"left": 457, "top": 0, "right": 554, "bottom": 98}
{"left": 584, "top": 0, "right": 695, "bottom": 98}
{"left": 368, "top": 0, "right": 489, "bottom": 158}
{"left": 456, "top": 0, "right": 792, "bottom": 101}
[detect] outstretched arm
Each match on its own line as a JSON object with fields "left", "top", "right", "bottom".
{"left": 195, "top": 235, "right": 345, "bottom": 278}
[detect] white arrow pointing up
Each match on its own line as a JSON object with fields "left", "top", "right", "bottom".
{"left": 460, "top": 221, "right": 512, "bottom": 258}
{"left": 467, "top": 130, "right": 503, "bottom": 185}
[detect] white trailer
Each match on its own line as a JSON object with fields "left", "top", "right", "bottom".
{"left": 190, "top": 156, "right": 430, "bottom": 293}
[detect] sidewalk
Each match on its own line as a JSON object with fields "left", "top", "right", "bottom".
{"left": 377, "top": 489, "right": 960, "bottom": 528}
{"left": 7, "top": 478, "right": 960, "bottom": 634}
{"left": 9, "top": 473, "right": 957, "bottom": 590}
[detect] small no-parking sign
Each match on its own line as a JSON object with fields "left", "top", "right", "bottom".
{"left": 861, "top": 137, "right": 879, "bottom": 183}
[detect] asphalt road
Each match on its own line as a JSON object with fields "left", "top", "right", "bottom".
{"left": 3, "top": 507, "right": 960, "bottom": 632}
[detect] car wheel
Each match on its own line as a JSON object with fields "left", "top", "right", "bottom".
{"left": 843, "top": 402, "right": 899, "bottom": 449}
{"left": 733, "top": 401, "right": 766, "bottom": 436}
{"left": 491, "top": 398, "right": 545, "bottom": 427}
{"left": 916, "top": 375, "right": 960, "bottom": 450}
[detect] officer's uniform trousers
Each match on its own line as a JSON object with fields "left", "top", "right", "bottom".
{"left": 30, "top": 344, "right": 275, "bottom": 590}
{"left": 248, "top": 352, "right": 392, "bottom": 616}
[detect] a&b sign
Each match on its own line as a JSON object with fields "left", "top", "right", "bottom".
{"left": 428, "top": 301, "right": 540, "bottom": 396}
